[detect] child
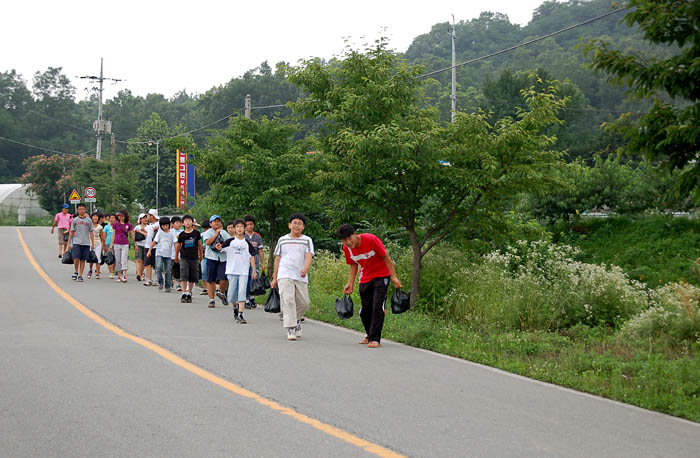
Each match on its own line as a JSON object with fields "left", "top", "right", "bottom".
{"left": 199, "top": 217, "right": 210, "bottom": 295}
{"left": 148, "top": 217, "right": 175, "bottom": 291}
{"left": 270, "top": 213, "right": 314, "bottom": 340}
{"left": 88, "top": 212, "right": 103, "bottom": 279}
{"left": 111, "top": 210, "right": 134, "bottom": 283}
{"left": 243, "top": 214, "right": 265, "bottom": 309}
{"left": 175, "top": 214, "right": 203, "bottom": 303}
{"left": 170, "top": 216, "right": 184, "bottom": 291}
{"left": 103, "top": 214, "right": 116, "bottom": 279}
{"left": 218, "top": 219, "right": 257, "bottom": 324}
{"left": 67, "top": 203, "right": 95, "bottom": 282}
{"left": 134, "top": 214, "right": 148, "bottom": 281}
{"left": 202, "top": 215, "right": 230, "bottom": 308}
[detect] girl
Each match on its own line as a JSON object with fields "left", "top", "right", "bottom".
{"left": 87, "top": 212, "right": 103, "bottom": 279}
{"left": 134, "top": 214, "right": 148, "bottom": 282}
{"left": 110, "top": 210, "right": 134, "bottom": 283}
{"left": 103, "top": 214, "right": 116, "bottom": 279}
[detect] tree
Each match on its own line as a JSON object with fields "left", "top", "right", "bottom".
{"left": 195, "top": 116, "right": 318, "bottom": 273}
{"left": 20, "top": 154, "right": 78, "bottom": 211}
{"left": 290, "top": 40, "right": 568, "bottom": 308}
{"left": 586, "top": 0, "right": 700, "bottom": 199}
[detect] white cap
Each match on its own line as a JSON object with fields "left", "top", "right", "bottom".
{"left": 138, "top": 212, "right": 146, "bottom": 219}
{"left": 148, "top": 209, "right": 159, "bottom": 218}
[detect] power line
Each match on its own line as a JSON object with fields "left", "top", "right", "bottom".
{"left": 416, "top": 7, "right": 629, "bottom": 79}
{"left": 251, "top": 104, "right": 289, "bottom": 110}
{"left": 20, "top": 107, "right": 95, "bottom": 135}
{"left": 115, "top": 112, "right": 239, "bottom": 145}
{"left": 0, "top": 134, "right": 80, "bottom": 156}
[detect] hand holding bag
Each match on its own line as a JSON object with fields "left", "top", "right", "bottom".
{"left": 335, "top": 295, "right": 354, "bottom": 319}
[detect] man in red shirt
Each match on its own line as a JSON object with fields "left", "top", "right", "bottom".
{"left": 338, "top": 224, "right": 401, "bottom": 348}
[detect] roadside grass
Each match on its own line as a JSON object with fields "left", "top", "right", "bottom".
{"left": 305, "top": 290, "right": 700, "bottom": 423}
{"left": 0, "top": 214, "right": 51, "bottom": 226}
{"left": 563, "top": 215, "right": 700, "bottom": 287}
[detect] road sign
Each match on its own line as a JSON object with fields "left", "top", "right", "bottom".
{"left": 69, "top": 189, "right": 81, "bottom": 203}
{"left": 84, "top": 187, "right": 97, "bottom": 202}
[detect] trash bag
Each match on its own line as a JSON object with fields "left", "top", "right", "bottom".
{"left": 171, "top": 261, "right": 180, "bottom": 279}
{"left": 264, "top": 287, "right": 281, "bottom": 313}
{"left": 391, "top": 288, "right": 410, "bottom": 314}
{"left": 104, "top": 251, "right": 116, "bottom": 266}
{"left": 61, "top": 249, "right": 73, "bottom": 265}
{"left": 250, "top": 275, "right": 266, "bottom": 296}
{"left": 335, "top": 295, "right": 354, "bottom": 319}
{"left": 260, "top": 271, "right": 271, "bottom": 289}
{"left": 87, "top": 250, "right": 98, "bottom": 264}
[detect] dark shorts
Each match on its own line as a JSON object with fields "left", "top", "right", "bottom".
{"left": 71, "top": 244, "right": 91, "bottom": 261}
{"left": 135, "top": 245, "right": 147, "bottom": 262}
{"left": 205, "top": 259, "right": 227, "bottom": 282}
{"left": 145, "top": 248, "right": 156, "bottom": 267}
{"left": 180, "top": 258, "right": 199, "bottom": 283}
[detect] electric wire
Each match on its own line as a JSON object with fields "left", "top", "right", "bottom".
{"left": 0, "top": 134, "right": 81, "bottom": 156}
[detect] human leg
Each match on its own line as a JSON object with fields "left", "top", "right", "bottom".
{"left": 163, "top": 257, "right": 172, "bottom": 289}
{"left": 358, "top": 281, "right": 375, "bottom": 340}
{"left": 155, "top": 255, "right": 164, "bottom": 286}
{"left": 367, "top": 277, "right": 388, "bottom": 344}
{"left": 279, "top": 279, "right": 299, "bottom": 329}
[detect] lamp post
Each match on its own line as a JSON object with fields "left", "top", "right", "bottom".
{"left": 148, "top": 140, "right": 160, "bottom": 212}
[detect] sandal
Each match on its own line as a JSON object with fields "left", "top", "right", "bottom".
{"left": 359, "top": 337, "right": 369, "bottom": 345}
{"left": 367, "top": 341, "right": 381, "bottom": 348}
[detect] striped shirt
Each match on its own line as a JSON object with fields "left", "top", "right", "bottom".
{"left": 274, "top": 234, "right": 314, "bottom": 283}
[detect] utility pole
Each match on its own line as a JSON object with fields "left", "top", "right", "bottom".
{"left": 451, "top": 15, "right": 457, "bottom": 123}
{"left": 79, "top": 58, "right": 121, "bottom": 160}
{"left": 110, "top": 134, "right": 116, "bottom": 181}
{"left": 245, "top": 94, "right": 251, "bottom": 119}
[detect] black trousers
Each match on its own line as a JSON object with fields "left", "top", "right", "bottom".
{"left": 359, "top": 276, "right": 389, "bottom": 343}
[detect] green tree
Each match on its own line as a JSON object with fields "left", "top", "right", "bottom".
{"left": 586, "top": 0, "right": 700, "bottom": 199}
{"left": 195, "top": 116, "right": 317, "bottom": 272}
{"left": 20, "top": 154, "right": 78, "bottom": 211}
{"left": 290, "top": 40, "right": 568, "bottom": 307}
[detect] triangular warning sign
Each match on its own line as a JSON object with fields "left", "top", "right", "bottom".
{"left": 69, "top": 189, "right": 81, "bottom": 201}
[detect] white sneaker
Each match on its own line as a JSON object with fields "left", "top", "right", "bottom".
{"left": 287, "top": 327, "right": 297, "bottom": 340}
{"left": 295, "top": 322, "right": 302, "bottom": 338}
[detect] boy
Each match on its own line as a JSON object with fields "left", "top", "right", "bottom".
{"left": 103, "top": 213, "right": 116, "bottom": 279}
{"left": 199, "top": 217, "right": 210, "bottom": 295}
{"left": 50, "top": 203, "right": 73, "bottom": 258}
{"left": 148, "top": 216, "right": 175, "bottom": 291}
{"left": 243, "top": 214, "right": 265, "bottom": 309}
{"left": 218, "top": 219, "right": 257, "bottom": 324}
{"left": 143, "top": 209, "right": 160, "bottom": 286}
{"left": 87, "top": 212, "right": 103, "bottom": 279}
{"left": 175, "top": 214, "right": 203, "bottom": 303}
{"left": 170, "top": 216, "right": 184, "bottom": 291}
{"left": 338, "top": 224, "right": 401, "bottom": 348}
{"left": 202, "top": 215, "right": 230, "bottom": 308}
{"left": 226, "top": 221, "right": 236, "bottom": 237}
{"left": 67, "top": 203, "right": 94, "bottom": 282}
{"left": 270, "top": 213, "right": 314, "bottom": 341}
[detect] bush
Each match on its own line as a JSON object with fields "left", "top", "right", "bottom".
{"left": 622, "top": 282, "right": 700, "bottom": 346}
{"left": 444, "top": 241, "right": 649, "bottom": 331}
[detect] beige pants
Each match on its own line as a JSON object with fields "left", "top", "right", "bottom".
{"left": 278, "top": 278, "right": 310, "bottom": 328}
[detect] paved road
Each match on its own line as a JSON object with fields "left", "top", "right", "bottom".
{"left": 1, "top": 226, "right": 699, "bottom": 458}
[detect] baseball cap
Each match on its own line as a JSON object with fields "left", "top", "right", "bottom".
{"left": 209, "top": 214, "right": 222, "bottom": 223}
{"left": 138, "top": 212, "right": 146, "bottom": 219}
{"left": 148, "top": 209, "right": 159, "bottom": 218}
{"left": 61, "top": 203, "right": 70, "bottom": 209}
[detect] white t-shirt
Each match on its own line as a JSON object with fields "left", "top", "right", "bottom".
{"left": 145, "top": 222, "right": 160, "bottom": 247}
{"left": 135, "top": 224, "right": 147, "bottom": 247}
{"left": 170, "top": 228, "right": 183, "bottom": 258}
{"left": 222, "top": 237, "right": 254, "bottom": 276}
{"left": 274, "top": 234, "right": 314, "bottom": 283}
{"left": 154, "top": 230, "right": 175, "bottom": 257}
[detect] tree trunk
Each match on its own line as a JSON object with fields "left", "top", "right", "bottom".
{"left": 407, "top": 227, "right": 422, "bottom": 310}
{"left": 267, "top": 212, "right": 276, "bottom": 274}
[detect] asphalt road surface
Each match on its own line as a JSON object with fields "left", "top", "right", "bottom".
{"left": 2, "top": 226, "right": 699, "bottom": 458}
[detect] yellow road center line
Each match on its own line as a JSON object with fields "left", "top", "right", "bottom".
{"left": 16, "top": 228, "right": 404, "bottom": 458}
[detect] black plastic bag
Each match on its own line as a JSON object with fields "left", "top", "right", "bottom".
{"left": 264, "top": 287, "right": 281, "bottom": 313}
{"left": 391, "top": 288, "right": 410, "bottom": 314}
{"left": 104, "top": 251, "right": 116, "bottom": 266}
{"left": 260, "top": 271, "right": 271, "bottom": 289}
{"left": 172, "top": 261, "right": 180, "bottom": 279}
{"left": 61, "top": 249, "right": 73, "bottom": 265}
{"left": 335, "top": 295, "right": 354, "bottom": 319}
{"left": 250, "top": 275, "right": 266, "bottom": 296}
{"left": 87, "top": 250, "right": 98, "bottom": 264}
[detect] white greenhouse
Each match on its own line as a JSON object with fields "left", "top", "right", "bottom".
{"left": 0, "top": 184, "right": 50, "bottom": 223}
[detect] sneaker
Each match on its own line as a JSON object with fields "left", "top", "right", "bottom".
{"left": 165, "top": 288, "right": 171, "bottom": 293}
{"left": 59, "top": 254, "right": 62, "bottom": 258}
{"left": 180, "top": 294, "right": 187, "bottom": 303}
{"left": 72, "top": 272, "right": 78, "bottom": 281}
{"left": 109, "top": 273, "right": 114, "bottom": 279}
{"left": 295, "top": 322, "right": 302, "bottom": 338}
{"left": 287, "top": 327, "right": 297, "bottom": 340}
{"left": 116, "top": 277, "right": 121, "bottom": 282}
{"left": 176, "top": 284, "right": 182, "bottom": 291}
{"left": 158, "top": 284, "right": 164, "bottom": 291}
{"left": 249, "top": 298, "right": 257, "bottom": 309}
{"left": 237, "top": 313, "right": 247, "bottom": 324}
{"left": 244, "top": 302, "right": 252, "bottom": 309}
{"left": 87, "top": 270, "right": 92, "bottom": 279}
{"left": 208, "top": 299, "right": 215, "bottom": 308}
{"left": 77, "top": 276, "right": 84, "bottom": 282}
{"left": 136, "top": 275, "right": 141, "bottom": 282}
{"left": 95, "top": 273, "right": 101, "bottom": 280}
{"left": 200, "top": 288, "right": 208, "bottom": 295}
{"left": 216, "top": 290, "right": 228, "bottom": 306}
{"left": 144, "top": 280, "right": 152, "bottom": 286}
{"left": 186, "top": 295, "right": 192, "bottom": 303}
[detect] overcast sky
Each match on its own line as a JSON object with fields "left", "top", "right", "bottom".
{"left": 3, "top": 0, "right": 546, "bottom": 101}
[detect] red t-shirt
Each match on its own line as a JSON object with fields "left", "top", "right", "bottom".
{"left": 343, "top": 233, "right": 390, "bottom": 283}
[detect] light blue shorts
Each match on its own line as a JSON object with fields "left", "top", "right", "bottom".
{"left": 226, "top": 274, "right": 249, "bottom": 303}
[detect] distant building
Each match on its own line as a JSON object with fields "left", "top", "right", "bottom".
{"left": 0, "top": 184, "right": 50, "bottom": 221}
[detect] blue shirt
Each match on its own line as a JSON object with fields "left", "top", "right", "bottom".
{"left": 104, "top": 224, "right": 114, "bottom": 246}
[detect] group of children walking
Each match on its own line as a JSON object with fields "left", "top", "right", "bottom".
{"left": 53, "top": 206, "right": 400, "bottom": 346}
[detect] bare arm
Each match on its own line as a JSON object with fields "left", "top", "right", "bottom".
{"left": 270, "top": 256, "right": 281, "bottom": 288}
{"left": 383, "top": 255, "right": 402, "bottom": 288}
{"left": 300, "top": 252, "right": 313, "bottom": 278}
{"left": 259, "top": 249, "right": 265, "bottom": 272}
{"left": 250, "top": 256, "right": 257, "bottom": 279}
{"left": 343, "top": 263, "right": 359, "bottom": 295}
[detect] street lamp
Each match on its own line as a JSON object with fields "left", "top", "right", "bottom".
{"left": 148, "top": 140, "right": 160, "bottom": 212}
